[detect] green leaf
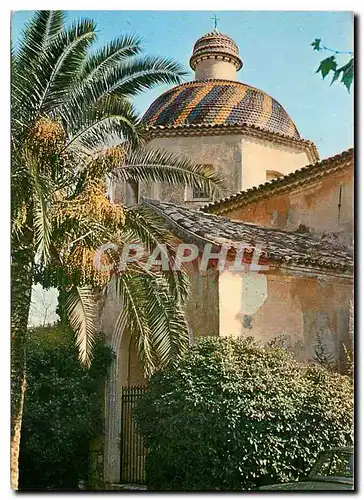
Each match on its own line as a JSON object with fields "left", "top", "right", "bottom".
{"left": 330, "top": 69, "right": 341, "bottom": 86}
{"left": 316, "top": 56, "right": 337, "bottom": 79}
{"left": 311, "top": 38, "right": 321, "bottom": 51}
{"left": 339, "top": 57, "right": 354, "bottom": 92}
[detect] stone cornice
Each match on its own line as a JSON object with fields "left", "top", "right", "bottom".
{"left": 145, "top": 122, "right": 319, "bottom": 163}
{"left": 190, "top": 52, "right": 242, "bottom": 71}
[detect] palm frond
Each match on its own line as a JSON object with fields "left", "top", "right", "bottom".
{"left": 114, "top": 147, "right": 227, "bottom": 198}
{"left": 122, "top": 204, "right": 191, "bottom": 302}
{"left": 12, "top": 11, "right": 65, "bottom": 134}
{"left": 114, "top": 273, "right": 156, "bottom": 375}
{"left": 79, "top": 34, "right": 143, "bottom": 84}
{"left": 114, "top": 271, "right": 189, "bottom": 376}
{"left": 33, "top": 195, "right": 52, "bottom": 264}
{"left": 13, "top": 10, "right": 65, "bottom": 67}
{"left": 69, "top": 55, "right": 187, "bottom": 108}
{"left": 62, "top": 95, "right": 141, "bottom": 155}
{"left": 66, "top": 285, "right": 97, "bottom": 367}
{"left": 28, "top": 156, "right": 52, "bottom": 264}
{"left": 105, "top": 55, "right": 188, "bottom": 98}
{"left": 122, "top": 204, "right": 174, "bottom": 251}
{"left": 35, "top": 18, "right": 97, "bottom": 115}
{"left": 161, "top": 269, "right": 190, "bottom": 303}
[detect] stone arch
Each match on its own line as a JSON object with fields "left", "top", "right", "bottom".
{"left": 100, "top": 282, "right": 146, "bottom": 485}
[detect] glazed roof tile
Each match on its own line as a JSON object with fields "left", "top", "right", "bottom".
{"left": 143, "top": 199, "right": 353, "bottom": 272}
{"left": 142, "top": 79, "right": 300, "bottom": 139}
{"left": 189, "top": 31, "right": 243, "bottom": 70}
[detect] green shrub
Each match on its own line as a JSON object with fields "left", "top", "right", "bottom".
{"left": 135, "top": 336, "right": 353, "bottom": 491}
{"left": 19, "top": 326, "right": 114, "bottom": 490}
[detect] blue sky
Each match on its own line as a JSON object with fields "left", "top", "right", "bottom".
{"left": 12, "top": 10, "right": 353, "bottom": 159}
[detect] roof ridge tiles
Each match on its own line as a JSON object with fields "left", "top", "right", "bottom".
{"left": 141, "top": 198, "right": 353, "bottom": 272}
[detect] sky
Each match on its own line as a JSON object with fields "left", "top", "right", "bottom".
{"left": 12, "top": 10, "right": 353, "bottom": 160}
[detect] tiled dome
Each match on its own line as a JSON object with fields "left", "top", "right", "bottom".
{"left": 142, "top": 80, "right": 300, "bottom": 139}
{"left": 189, "top": 31, "right": 243, "bottom": 71}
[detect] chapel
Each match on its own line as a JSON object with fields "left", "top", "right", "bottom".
{"left": 100, "top": 29, "right": 354, "bottom": 487}
{"left": 112, "top": 28, "right": 319, "bottom": 207}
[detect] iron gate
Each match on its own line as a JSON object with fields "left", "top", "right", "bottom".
{"left": 120, "top": 386, "right": 147, "bottom": 484}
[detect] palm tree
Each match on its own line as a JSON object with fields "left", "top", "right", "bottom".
{"left": 11, "top": 10, "right": 225, "bottom": 489}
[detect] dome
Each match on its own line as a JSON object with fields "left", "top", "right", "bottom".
{"left": 189, "top": 31, "right": 243, "bottom": 72}
{"left": 142, "top": 79, "right": 300, "bottom": 139}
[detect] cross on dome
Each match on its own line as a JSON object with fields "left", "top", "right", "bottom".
{"left": 210, "top": 14, "right": 220, "bottom": 31}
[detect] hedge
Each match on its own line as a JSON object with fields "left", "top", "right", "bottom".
{"left": 19, "top": 326, "right": 113, "bottom": 490}
{"left": 135, "top": 336, "right": 353, "bottom": 491}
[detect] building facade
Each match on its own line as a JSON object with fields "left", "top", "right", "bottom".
{"left": 101, "top": 30, "right": 354, "bottom": 487}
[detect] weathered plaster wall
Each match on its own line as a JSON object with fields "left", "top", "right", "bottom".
{"left": 226, "top": 165, "right": 354, "bottom": 244}
{"left": 241, "top": 136, "right": 311, "bottom": 189}
{"left": 128, "top": 339, "right": 146, "bottom": 386}
{"left": 217, "top": 268, "right": 352, "bottom": 368}
{"left": 185, "top": 265, "right": 220, "bottom": 338}
{"left": 144, "top": 134, "right": 244, "bottom": 204}
{"left": 112, "top": 133, "right": 312, "bottom": 208}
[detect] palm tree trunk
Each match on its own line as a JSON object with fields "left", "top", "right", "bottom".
{"left": 11, "top": 245, "right": 33, "bottom": 490}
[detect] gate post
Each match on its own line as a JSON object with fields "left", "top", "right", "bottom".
{"left": 100, "top": 284, "right": 131, "bottom": 486}
{"left": 104, "top": 357, "right": 122, "bottom": 484}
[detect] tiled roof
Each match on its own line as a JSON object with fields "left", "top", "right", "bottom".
{"left": 143, "top": 199, "right": 353, "bottom": 272}
{"left": 201, "top": 148, "right": 354, "bottom": 215}
{"left": 142, "top": 80, "right": 300, "bottom": 139}
{"left": 189, "top": 31, "right": 243, "bottom": 71}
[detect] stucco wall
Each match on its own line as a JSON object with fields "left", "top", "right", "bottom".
{"left": 144, "top": 134, "right": 244, "bottom": 204}
{"left": 241, "top": 136, "right": 312, "bottom": 189}
{"left": 217, "top": 268, "right": 352, "bottom": 368}
{"left": 195, "top": 59, "right": 237, "bottom": 81}
{"left": 128, "top": 339, "right": 146, "bottom": 386}
{"left": 185, "top": 265, "right": 220, "bottom": 338}
{"left": 226, "top": 164, "right": 353, "bottom": 244}
{"left": 134, "top": 134, "right": 313, "bottom": 207}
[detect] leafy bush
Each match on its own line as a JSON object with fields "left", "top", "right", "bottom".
{"left": 19, "top": 326, "right": 114, "bottom": 490}
{"left": 135, "top": 336, "right": 353, "bottom": 491}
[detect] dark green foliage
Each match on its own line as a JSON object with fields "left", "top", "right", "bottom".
{"left": 135, "top": 336, "right": 353, "bottom": 491}
{"left": 311, "top": 38, "right": 354, "bottom": 92}
{"left": 316, "top": 56, "right": 338, "bottom": 78}
{"left": 311, "top": 38, "right": 322, "bottom": 51}
{"left": 19, "top": 326, "right": 114, "bottom": 490}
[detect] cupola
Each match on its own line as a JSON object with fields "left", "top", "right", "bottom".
{"left": 189, "top": 30, "right": 243, "bottom": 81}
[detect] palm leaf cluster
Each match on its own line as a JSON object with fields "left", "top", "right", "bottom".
{"left": 12, "top": 10, "right": 225, "bottom": 372}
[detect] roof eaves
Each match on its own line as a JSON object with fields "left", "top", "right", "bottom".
{"left": 142, "top": 199, "right": 353, "bottom": 272}
{"left": 141, "top": 198, "right": 219, "bottom": 251}
{"left": 201, "top": 148, "right": 354, "bottom": 215}
{"left": 144, "top": 122, "right": 319, "bottom": 161}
